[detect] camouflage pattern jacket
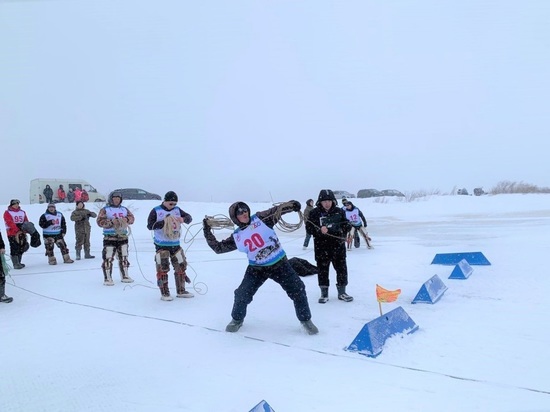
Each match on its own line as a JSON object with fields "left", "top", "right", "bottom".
{"left": 71, "top": 208, "right": 97, "bottom": 235}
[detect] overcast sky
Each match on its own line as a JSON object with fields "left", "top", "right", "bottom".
{"left": 1, "top": 0, "right": 549, "bottom": 204}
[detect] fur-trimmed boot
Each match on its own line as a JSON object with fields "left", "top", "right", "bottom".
{"left": 48, "top": 256, "right": 57, "bottom": 265}
{"left": 63, "top": 254, "right": 74, "bottom": 264}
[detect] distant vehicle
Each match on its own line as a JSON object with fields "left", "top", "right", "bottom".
{"left": 473, "top": 187, "right": 485, "bottom": 196}
{"left": 357, "top": 189, "right": 383, "bottom": 198}
{"left": 30, "top": 178, "right": 106, "bottom": 204}
{"left": 333, "top": 190, "right": 356, "bottom": 199}
{"left": 380, "top": 189, "right": 405, "bottom": 197}
{"left": 110, "top": 188, "right": 162, "bottom": 200}
{"left": 457, "top": 188, "right": 469, "bottom": 195}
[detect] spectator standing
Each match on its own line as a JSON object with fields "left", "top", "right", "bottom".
{"left": 67, "top": 188, "right": 75, "bottom": 203}
{"left": 38, "top": 203, "right": 74, "bottom": 265}
{"left": 43, "top": 185, "right": 53, "bottom": 204}
{"left": 0, "top": 230, "right": 14, "bottom": 303}
{"left": 74, "top": 187, "right": 83, "bottom": 203}
{"left": 70, "top": 201, "right": 97, "bottom": 260}
{"left": 202, "top": 200, "right": 319, "bottom": 335}
{"left": 146, "top": 191, "right": 194, "bottom": 301}
{"left": 3, "top": 199, "right": 30, "bottom": 269}
{"left": 343, "top": 201, "right": 372, "bottom": 250}
{"left": 57, "top": 185, "right": 66, "bottom": 203}
{"left": 305, "top": 189, "right": 353, "bottom": 303}
{"left": 96, "top": 191, "right": 135, "bottom": 286}
{"left": 81, "top": 190, "right": 89, "bottom": 202}
{"left": 302, "top": 199, "right": 314, "bottom": 250}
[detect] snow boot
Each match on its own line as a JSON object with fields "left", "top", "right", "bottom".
{"left": 84, "top": 248, "right": 95, "bottom": 259}
{"left": 63, "top": 254, "right": 74, "bottom": 264}
{"left": 76, "top": 250, "right": 81, "bottom": 261}
{"left": 318, "top": 286, "right": 329, "bottom": 304}
{"left": 301, "top": 320, "right": 319, "bottom": 335}
{"left": 0, "top": 294, "right": 13, "bottom": 303}
{"left": 121, "top": 275, "right": 134, "bottom": 283}
{"left": 225, "top": 319, "right": 243, "bottom": 332}
{"left": 158, "top": 273, "right": 171, "bottom": 300}
{"left": 11, "top": 255, "right": 24, "bottom": 270}
{"left": 175, "top": 272, "right": 194, "bottom": 298}
{"left": 48, "top": 256, "right": 57, "bottom": 265}
{"left": 337, "top": 286, "right": 354, "bottom": 302}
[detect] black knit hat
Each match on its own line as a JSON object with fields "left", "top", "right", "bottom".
{"left": 164, "top": 191, "right": 178, "bottom": 202}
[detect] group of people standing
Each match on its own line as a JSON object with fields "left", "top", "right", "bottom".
{"left": 42, "top": 184, "right": 90, "bottom": 204}
{"left": 1, "top": 188, "right": 367, "bottom": 337}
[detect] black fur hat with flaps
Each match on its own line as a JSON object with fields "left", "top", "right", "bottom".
{"left": 316, "top": 189, "right": 336, "bottom": 206}
{"left": 228, "top": 201, "right": 251, "bottom": 227}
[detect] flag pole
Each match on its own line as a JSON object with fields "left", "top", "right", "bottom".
{"left": 378, "top": 301, "right": 383, "bottom": 316}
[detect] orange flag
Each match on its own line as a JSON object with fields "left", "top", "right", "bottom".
{"left": 376, "top": 284, "right": 401, "bottom": 303}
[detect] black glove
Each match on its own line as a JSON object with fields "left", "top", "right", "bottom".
{"left": 290, "top": 200, "right": 301, "bottom": 212}
{"left": 183, "top": 215, "right": 192, "bottom": 224}
{"left": 203, "top": 218, "right": 210, "bottom": 230}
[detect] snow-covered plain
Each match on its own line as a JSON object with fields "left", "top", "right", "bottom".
{"left": 2, "top": 194, "right": 549, "bottom": 412}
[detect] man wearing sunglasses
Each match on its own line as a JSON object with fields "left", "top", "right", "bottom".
{"left": 203, "top": 200, "right": 319, "bottom": 335}
{"left": 146, "top": 191, "right": 193, "bottom": 301}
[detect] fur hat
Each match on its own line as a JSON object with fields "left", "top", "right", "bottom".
{"left": 9, "top": 199, "right": 20, "bottom": 206}
{"left": 164, "top": 191, "right": 178, "bottom": 202}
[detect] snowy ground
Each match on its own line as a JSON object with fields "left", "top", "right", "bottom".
{"left": 2, "top": 194, "right": 549, "bottom": 412}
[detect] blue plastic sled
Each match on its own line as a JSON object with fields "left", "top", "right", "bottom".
{"left": 249, "top": 400, "right": 275, "bottom": 412}
{"left": 345, "top": 306, "right": 419, "bottom": 358}
{"left": 448, "top": 259, "right": 474, "bottom": 279}
{"left": 412, "top": 274, "right": 448, "bottom": 304}
{"left": 431, "top": 252, "right": 491, "bottom": 266}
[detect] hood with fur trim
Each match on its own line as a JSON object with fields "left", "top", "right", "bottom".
{"left": 228, "top": 201, "right": 251, "bottom": 228}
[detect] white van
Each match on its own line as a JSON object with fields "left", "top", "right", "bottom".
{"left": 29, "top": 178, "right": 106, "bottom": 204}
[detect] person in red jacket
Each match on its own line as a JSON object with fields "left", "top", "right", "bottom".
{"left": 3, "top": 199, "right": 30, "bottom": 269}
{"left": 57, "top": 185, "right": 66, "bottom": 202}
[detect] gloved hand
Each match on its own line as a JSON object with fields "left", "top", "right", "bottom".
{"left": 185, "top": 275, "right": 191, "bottom": 284}
{"left": 203, "top": 218, "right": 210, "bottom": 231}
{"left": 183, "top": 215, "right": 192, "bottom": 224}
{"left": 290, "top": 200, "right": 301, "bottom": 212}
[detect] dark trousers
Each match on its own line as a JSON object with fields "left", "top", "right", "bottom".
{"left": 8, "top": 235, "right": 27, "bottom": 257}
{"left": 315, "top": 241, "right": 349, "bottom": 288}
{"left": 231, "top": 258, "right": 312, "bottom": 322}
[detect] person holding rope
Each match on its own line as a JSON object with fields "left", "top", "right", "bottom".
{"left": 342, "top": 200, "right": 372, "bottom": 250}
{"left": 146, "top": 191, "right": 194, "bottom": 301}
{"left": 96, "top": 191, "right": 135, "bottom": 286}
{"left": 202, "top": 200, "right": 319, "bottom": 335}
{"left": 305, "top": 189, "right": 353, "bottom": 303}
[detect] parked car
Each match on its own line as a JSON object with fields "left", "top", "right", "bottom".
{"left": 110, "top": 188, "right": 162, "bottom": 200}
{"left": 333, "top": 190, "right": 356, "bottom": 199}
{"left": 457, "top": 188, "right": 469, "bottom": 195}
{"left": 357, "top": 189, "right": 383, "bottom": 198}
{"left": 380, "top": 189, "right": 405, "bottom": 197}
